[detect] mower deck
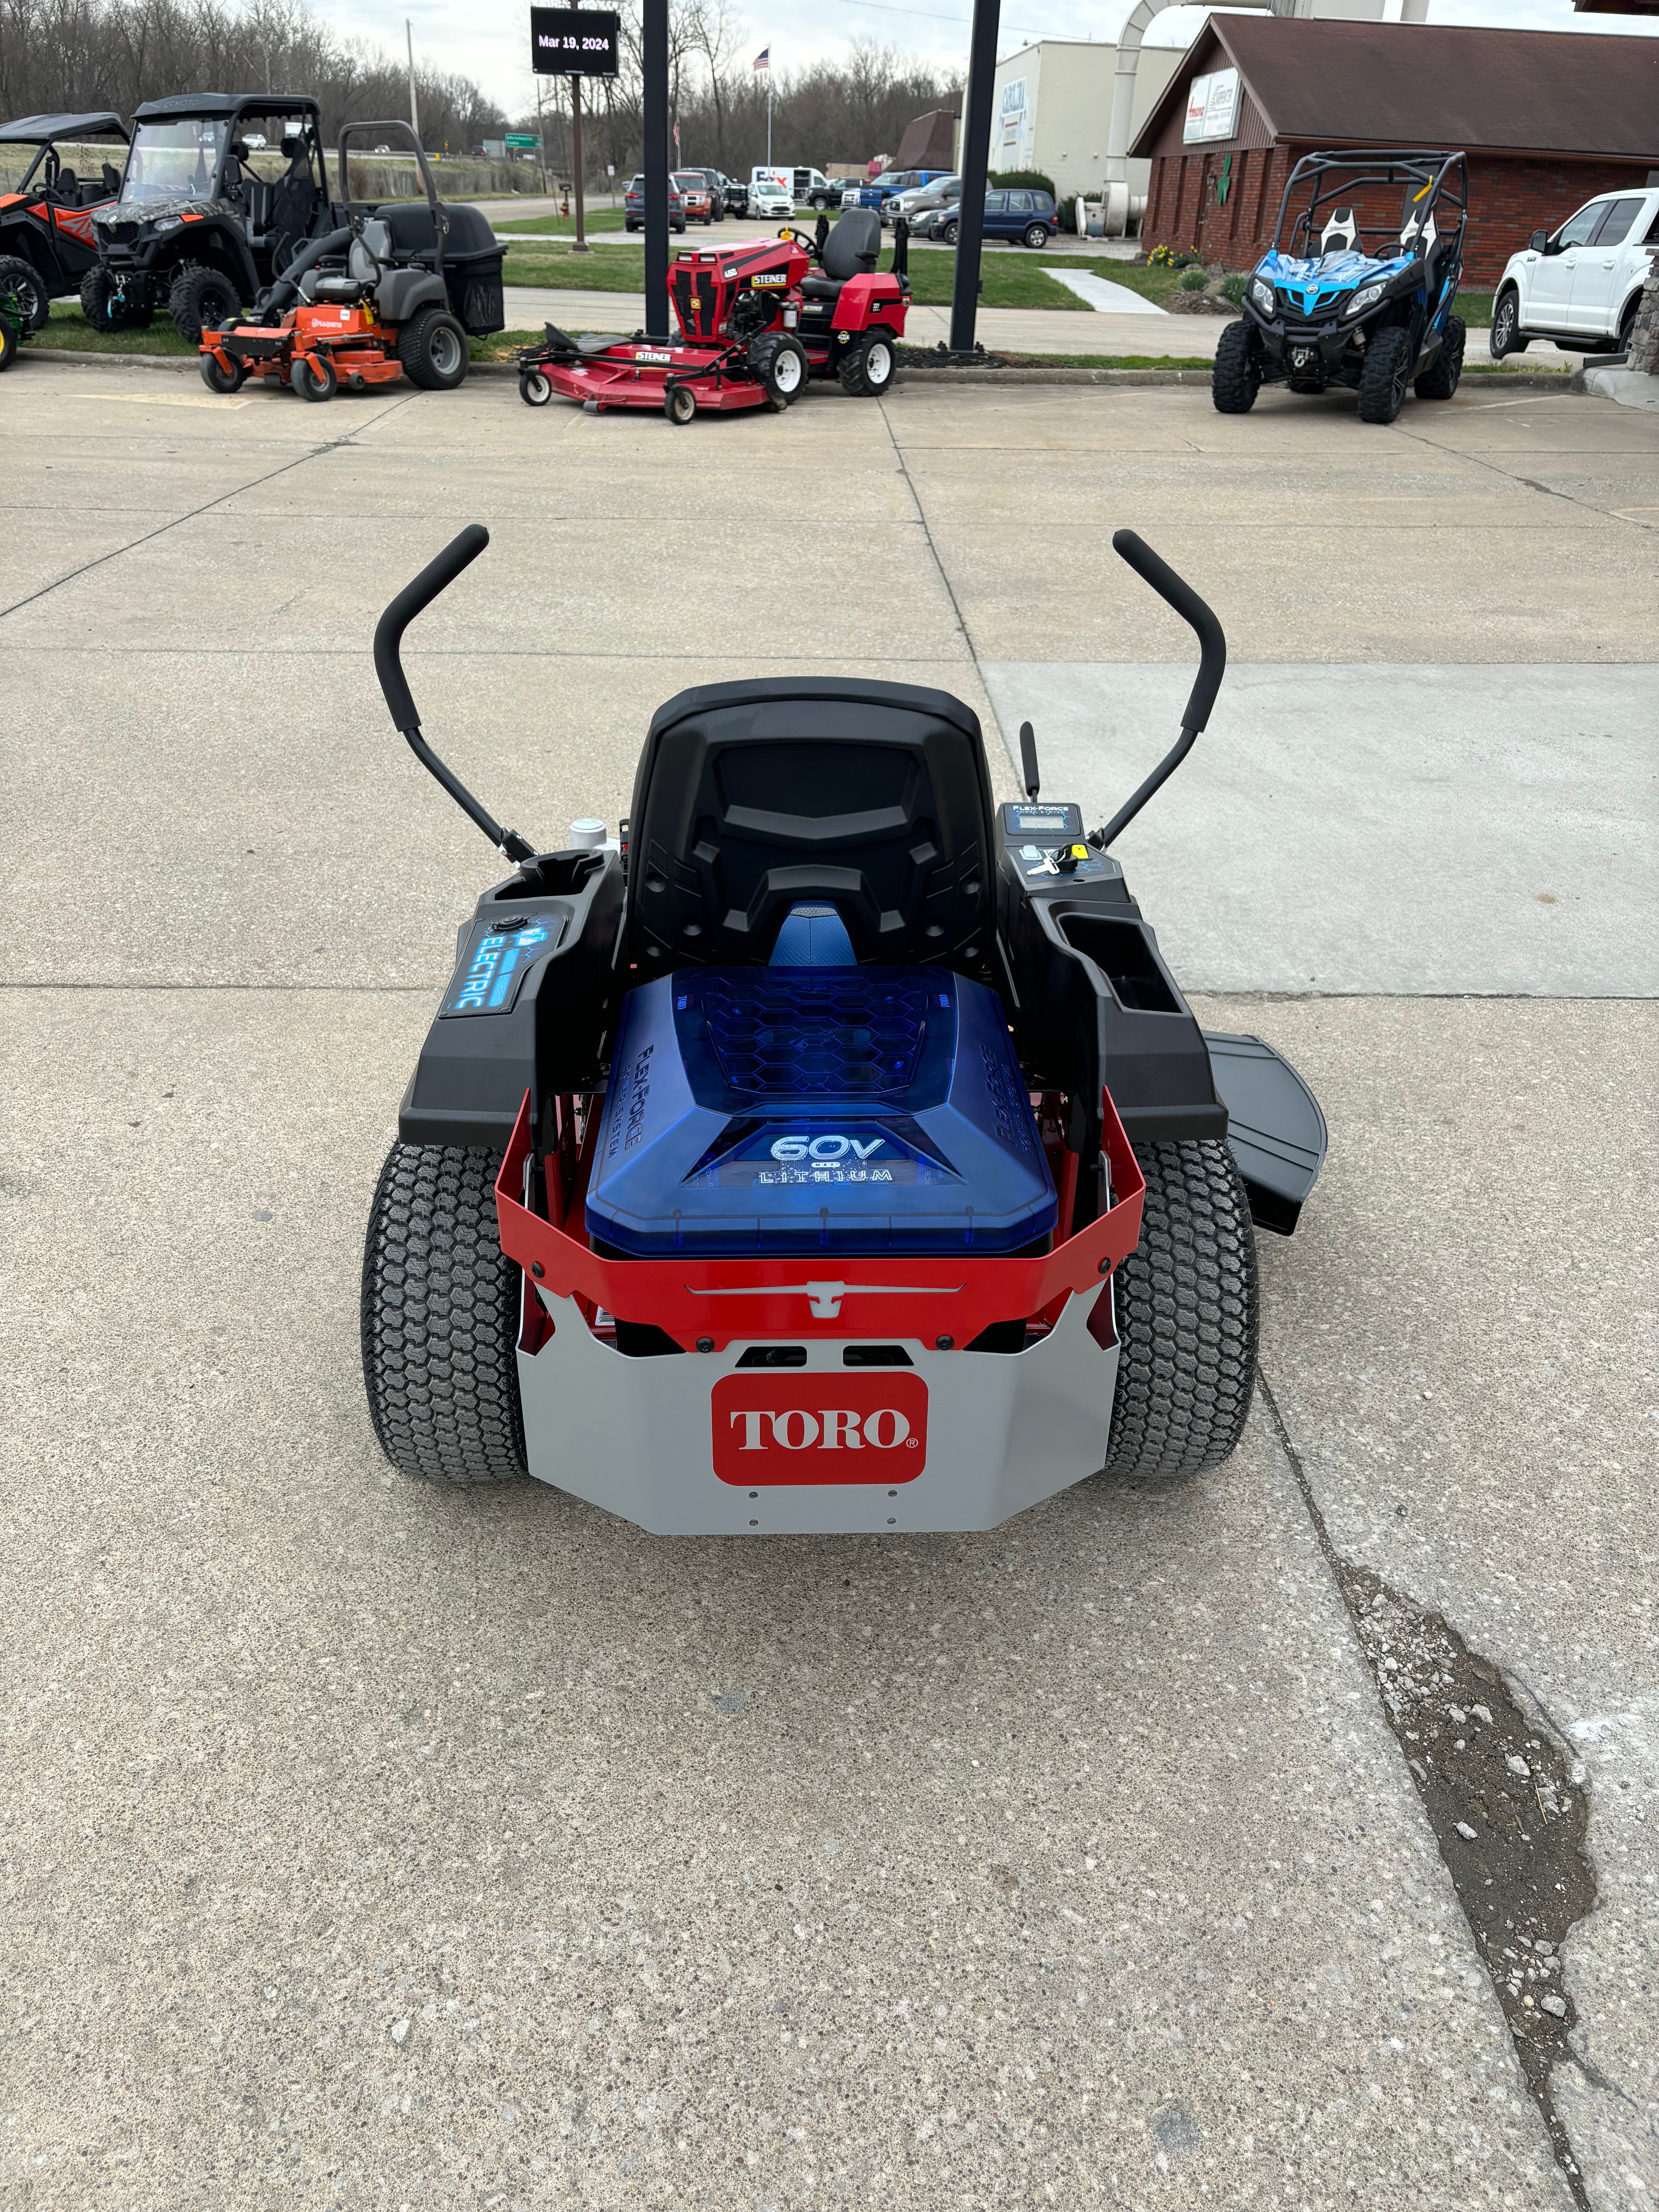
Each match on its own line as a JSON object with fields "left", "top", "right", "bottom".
{"left": 544, "top": 340, "right": 771, "bottom": 413}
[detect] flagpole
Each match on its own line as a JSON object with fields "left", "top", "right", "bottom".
{"left": 767, "top": 72, "right": 772, "bottom": 170}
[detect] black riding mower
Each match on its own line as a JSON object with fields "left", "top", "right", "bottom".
{"left": 357, "top": 524, "right": 1328, "bottom": 1534}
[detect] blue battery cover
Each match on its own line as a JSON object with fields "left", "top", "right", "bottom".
{"left": 584, "top": 967, "right": 1056, "bottom": 1257}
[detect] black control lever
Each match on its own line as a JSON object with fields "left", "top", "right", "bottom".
{"left": 1089, "top": 529, "right": 1226, "bottom": 851}
{"left": 373, "top": 523, "right": 536, "bottom": 864}
{"left": 1018, "top": 719, "right": 1039, "bottom": 799}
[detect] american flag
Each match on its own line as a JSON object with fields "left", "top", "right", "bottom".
{"left": 753, "top": 46, "right": 769, "bottom": 70}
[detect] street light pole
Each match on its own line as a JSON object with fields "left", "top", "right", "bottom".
{"left": 406, "top": 18, "right": 421, "bottom": 143}
{"left": 643, "top": 0, "right": 669, "bottom": 335}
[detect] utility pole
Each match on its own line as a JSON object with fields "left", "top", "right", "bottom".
{"left": 570, "top": 75, "right": 588, "bottom": 251}
{"left": 643, "top": 0, "right": 669, "bottom": 335}
{"left": 406, "top": 18, "right": 420, "bottom": 144}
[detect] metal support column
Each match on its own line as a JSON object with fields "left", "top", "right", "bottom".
{"left": 642, "top": 0, "right": 670, "bottom": 336}
{"left": 948, "top": 0, "right": 1001, "bottom": 355}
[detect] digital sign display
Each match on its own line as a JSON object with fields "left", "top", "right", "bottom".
{"left": 530, "top": 7, "right": 622, "bottom": 76}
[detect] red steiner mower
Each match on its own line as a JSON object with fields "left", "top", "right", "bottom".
{"left": 517, "top": 205, "right": 909, "bottom": 421}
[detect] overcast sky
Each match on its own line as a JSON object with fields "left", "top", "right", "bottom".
{"left": 340, "top": 0, "right": 1659, "bottom": 134}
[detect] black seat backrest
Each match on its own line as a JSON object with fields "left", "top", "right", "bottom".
{"left": 821, "top": 206, "right": 881, "bottom": 280}
{"left": 53, "top": 166, "right": 77, "bottom": 201}
{"left": 624, "top": 678, "right": 996, "bottom": 970}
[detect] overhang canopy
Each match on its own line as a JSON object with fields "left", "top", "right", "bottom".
{"left": 0, "top": 111, "right": 127, "bottom": 144}
{"left": 1131, "top": 18, "right": 1659, "bottom": 163}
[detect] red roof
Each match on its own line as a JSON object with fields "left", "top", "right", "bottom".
{"left": 1131, "top": 17, "right": 1659, "bottom": 162}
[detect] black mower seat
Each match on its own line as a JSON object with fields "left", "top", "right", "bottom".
{"left": 800, "top": 206, "right": 881, "bottom": 301}
{"left": 624, "top": 676, "right": 996, "bottom": 971}
{"left": 543, "top": 323, "right": 618, "bottom": 356}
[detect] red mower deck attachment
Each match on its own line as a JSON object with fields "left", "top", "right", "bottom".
{"left": 359, "top": 525, "right": 1327, "bottom": 1534}
{"left": 517, "top": 206, "right": 909, "bottom": 421}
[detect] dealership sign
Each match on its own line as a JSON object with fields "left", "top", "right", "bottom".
{"left": 530, "top": 6, "right": 621, "bottom": 76}
{"left": 1183, "top": 67, "right": 1241, "bottom": 145}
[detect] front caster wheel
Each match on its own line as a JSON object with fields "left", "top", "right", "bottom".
{"left": 199, "top": 350, "right": 247, "bottom": 394}
{"left": 293, "top": 351, "right": 337, "bottom": 402}
{"left": 665, "top": 382, "right": 697, "bottom": 424}
{"left": 519, "top": 369, "right": 553, "bottom": 406}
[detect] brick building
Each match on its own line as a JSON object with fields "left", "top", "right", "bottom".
{"left": 1130, "top": 17, "right": 1659, "bottom": 283}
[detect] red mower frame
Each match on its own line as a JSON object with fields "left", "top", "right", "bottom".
{"left": 497, "top": 1083, "right": 1146, "bottom": 1357}
{"left": 517, "top": 211, "right": 911, "bottom": 421}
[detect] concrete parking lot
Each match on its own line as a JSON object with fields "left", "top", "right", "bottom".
{"left": 1, "top": 357, "right": 1654, "bottom": 2210}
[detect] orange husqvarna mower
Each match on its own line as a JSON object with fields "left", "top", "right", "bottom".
{"left": 517, "top": 205, "right": 910, "bottom": 421}
{"left": 198, "top": 124, "right": 477, "bottom": 401}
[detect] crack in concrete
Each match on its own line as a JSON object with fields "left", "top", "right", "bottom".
{"left": 0, "top": 394, "right": 421, "bottom": 628}
{"left": 1259, "top": 1372, "right": 1599, "bottom": 2209}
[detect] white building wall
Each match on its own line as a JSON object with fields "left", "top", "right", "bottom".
{"left": 989, "top": 41, "right": 1184, "bottom": 205}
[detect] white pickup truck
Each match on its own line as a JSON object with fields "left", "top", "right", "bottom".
{"left": 1490, "top": 185, "right": 1658, "bottom": 359}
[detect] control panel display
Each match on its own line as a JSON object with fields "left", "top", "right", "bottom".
{"left": 1003, "top": 802, "right": 1083, "bottom": 839}
{"left": 997, "top": 799, "right": 1122, "bottom": 886}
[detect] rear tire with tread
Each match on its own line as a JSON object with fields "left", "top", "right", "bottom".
{"left": 79, "top": 264, "right": 153, "bottom": 331}
{"left": 1414, "top": 313, "right": 1465, "bottom": 400}
{"left": 398, "top": 306, "right": 469, "bottom": 390}
{"left": 0, "top": 253, "right": 49, "bottom": 333}
{"left": 361, "top": 1143, "right": 527, "bottom": 1486}
{"left": 1211, "top": 318, "right": 1261, "bottom": 413}
{"left": 1357, "top": 323, "right": 1412, "bottom": 423}
{"left": 167, "top": 262, "right": 240, "bottom": 346}
{"left": 1104, "top": 1140, "right": 1258, "bottom": 1483}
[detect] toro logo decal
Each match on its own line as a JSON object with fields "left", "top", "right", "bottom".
{"left": 712, "top": 1372, "right": 927, "bottom": 1486}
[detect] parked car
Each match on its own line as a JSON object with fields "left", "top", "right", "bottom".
{"left": 748, "top": 173, "right": 793, "bottom": 220}
{"left": 674, "top": 165, "right": 726, "bottom": 220}
{"left": 1490, "top": 184, "right": 1659, "bottom": 359}
{"left": 719, "top": 172, "right": 748, "bottom": 219}
{"left": 672, "top": 169, "right": 716, "bottom": 225}
{"left": 0, "top": 109, "right": 130, "bottom": 333}
{"left": 624, "top": 174, "right": 687, "bottom": 233}
{"left": 884, "top": 173, "right": 960, "bottom": 231}
{"left": 842, "top": 168, "right": 952, "bottom": 220}
{"left": 921, "top": 187, "right": 1061, "bottom": 249}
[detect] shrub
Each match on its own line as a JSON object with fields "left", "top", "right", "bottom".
{"left": 988, "top": 169, "right": 1057, "bottom": 200}
{"left": 1178, "top": 266, "right": 1209, "bottom": 292}
{"left": 1220, "top": 272, "right": 1246, "bottom": 302}
{"left": 1147, "top": 243, "right": 1178, "bottom": 268}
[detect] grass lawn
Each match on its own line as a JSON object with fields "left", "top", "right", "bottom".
{"left": 501, "top": 242, "right": 1092, "bottom": 311}
{"left": 491, "top": 206, "right": 630, "bottom": 236}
